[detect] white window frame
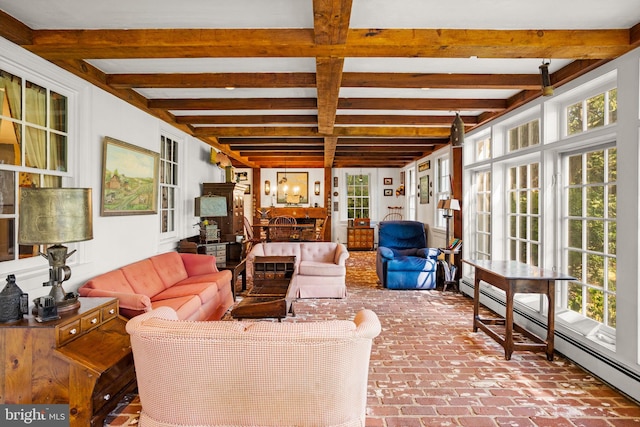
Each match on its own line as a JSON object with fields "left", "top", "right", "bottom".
{"left": 434, "top": 153, "right": 451, "bottom": 230}
{"left": 0, "top": 65, "right": 75, "bottom": 270}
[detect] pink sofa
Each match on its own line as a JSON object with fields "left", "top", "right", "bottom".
{"left": 246, "top": 242, "right": 350, "bottom": 299}
{"left": 78, "top": 252, "right": 233, "bottom": 321}
{"left": 126, "top": 306, "right": 381, "bottom": 427}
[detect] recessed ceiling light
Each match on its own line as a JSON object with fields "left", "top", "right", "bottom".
{"left": 225, "top": 87, "right": 235, "bottom": 91}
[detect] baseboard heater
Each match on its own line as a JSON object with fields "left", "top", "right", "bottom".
{"left": 460, "top": 278, "right": 640, "bottom": 388}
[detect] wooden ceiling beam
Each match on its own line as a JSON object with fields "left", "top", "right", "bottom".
{"left": 0, "top": 10, "right": 33, "bottom": 45}
{"left": 177, "top": 115, "right": 318, "bottom": 125}
{"left": 24, "top": 28, "right": 635, "bottom": 60}
{"left": 154, "top": 97, "right": 506, "bottom": 112}
{"left": 335, "top": 115, "right": 477, "bottom": 126}
{"left": 337, "top": 98, "right": 506, "bottom": 111}
{"left": 315, "top": 57, "right": 344, "bottom": 134}
{"left": 222, "top": 137, "right": 324, "bottom": 145}
{"left": 107, "top": 71, "right": 540, "bottom": 91}
{"left": 324, "top": 136, "right": 338, "bottom": 168}
{"left": 175, "top": 114, "right": 478, "bottom": 127}
{"left": 194, "top": 126, "right": 452, "bottom": 138}
{"left": 149, "top": 98, "right": 318, "bottom": 110}
{"left": 342, "top": 73, "right": 540, "bottom": 89}
{"left": 107, "top": 72, "right": 317, "bottom": 89}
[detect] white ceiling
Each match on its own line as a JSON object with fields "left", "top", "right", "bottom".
{"left": 2, "top": 0, "right": 639, "bottom": 167}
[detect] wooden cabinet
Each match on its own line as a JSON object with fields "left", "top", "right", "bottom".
{"left": 202, "top": 182, "right": 247, "bottom": 241}
{"left": 347, "top": 227, "right": 375, "bottom": 251}
{"left": 0, "top": 297, "right": 135, "bottom": 427}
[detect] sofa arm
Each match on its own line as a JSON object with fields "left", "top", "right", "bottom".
{"left": 180, "top": 253, "right": 219, "bottom": 276}
{"left": 334, "top": 243, "right": 350, "bottom": 265}
{"left": 378, "top": 246, "right": 395, "bottom": 260}
{"left": 416, "top": 248, "right": 441, "bottom": 259}
{"left": 353, "top": 309, "right": 382, "bottom": 339}
{"left": 78, "top": 288, "right": 152, "bottom": 312}
{"left": 126, "top": 306, "right": 179, "bottom": 334}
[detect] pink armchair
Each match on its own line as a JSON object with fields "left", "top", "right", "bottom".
{"left": 126, "top": 306, "right": 381, "bottom": 427}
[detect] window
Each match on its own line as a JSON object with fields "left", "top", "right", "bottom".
{"left": 507, "top": 162, "right": 540, "bottom": 266}
{"left": 564, "top": 147, "right": 617, "bottom": 328}
{"left": 567, "top": 88, "right": 617, "bottom": 136}
{"left": 159, "top": 135, "right": 178, "bottom": 234}
{"left": 0, "top": 69, "right": 67, "bottom": 263}
{"left": 346, "top": 173, "right": 369, "bottom": 220}
{"left": 474, "top": 170, "right": 491, "bottom": 260}
{"left": 435, "top": 155, "right": 450, "bottom": 228}
{"left": 475, "top": 135, "right": 491, "bottom": 161}
{"left": 508, "top": 119, "right": 539, "bottom": 152}
{"left": 407, "top": 169, "right": 415, "bottom": 220}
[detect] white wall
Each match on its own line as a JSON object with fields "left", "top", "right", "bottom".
{"left": 0, "top": 38, "right": 225, "bottom": 299}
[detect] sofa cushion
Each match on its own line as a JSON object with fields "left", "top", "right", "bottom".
{"left": 299, "top": 260, "right": 345, "bottom": 277}
{"left": 80, "top": 269, "right": 135, "bottom": 294}
{"left": 262, "top": 242, "right": 301, "bottom": 260}
{"left": 387, "top": 256, "right": 437, "bottom": 272}
{"left": 150, "top": 252, "right": 189, "bottom": 288}
{"left": 121, "top": 259, "right": 167, "bottom": 298}
{"left": 175, "top": 270, "right": 232, "bottom": 287}
{"left": 150, "top": 295, "right": 203, "bottom": 320}
{"left": 153, "top": 281, "right": 221, "bottom": 305}
{"left": 300, "top": 242, "right": 337, "bottom": 263}
{"left": 180, "top": 253, "right": 219, "bottom": 276}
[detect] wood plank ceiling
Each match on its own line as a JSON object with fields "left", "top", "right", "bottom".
{"left": 1, "top": 0, "right": 639, "bottom": 168}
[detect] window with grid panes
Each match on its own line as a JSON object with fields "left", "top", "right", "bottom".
{"left": 0, "top": 69, "right": 67, "bottom": 263}
{"left": 564, "top": 146, "right": 617, "bottom": 328}
{"left": 508, "top": 119, "right": 539, "bottom": 152}
{"left": 567, "top": 88, "right": 617, "bottom": 136}
{"left": 507, "top": 162, "right": 540, "bottom": 266}
{"left": 160, "top": 135, "right": 178, "bottom": 233}
{"left": 435, "top": 155, "right": 450, "bottom": 228}
{"left": 474, "top": 170, "right": 491, "bottom": 260}
{"left": 346, "top": 173, "right": 369, "bottom": 220}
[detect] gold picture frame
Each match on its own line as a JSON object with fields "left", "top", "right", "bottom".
{"left": 101, "top": 136, "right": 159, "bottom": 216}
{"left": 277, "top": 172, "right": 308, "bottom": 204}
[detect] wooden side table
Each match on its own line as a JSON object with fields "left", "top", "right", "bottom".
{"left": 463, "top": 259, "right": 575, "bottom": 361}
{"left": 0, "top": 297, "right": 135, "bottom": 427}
{"left": 217, "top": 258, "right": 247, "bottom": 301}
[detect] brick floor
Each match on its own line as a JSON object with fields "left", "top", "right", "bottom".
{"left": 105, "top": 251, "right": 640, "bottom": 426}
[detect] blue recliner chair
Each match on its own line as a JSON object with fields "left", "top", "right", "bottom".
{"left": 376, "top": 220, "right": 440, "bottom": 289}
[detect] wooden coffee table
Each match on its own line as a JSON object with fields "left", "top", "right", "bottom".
{"left": 231, "top": 256, "right": 295, "bottom": 321}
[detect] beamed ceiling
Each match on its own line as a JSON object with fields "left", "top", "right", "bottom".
{"left": 1, "top": 0, "right": 640, "bottom": 168}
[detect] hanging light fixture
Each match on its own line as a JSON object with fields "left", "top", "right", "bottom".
{"left": 450, "top": 113, "right": 465, "bottom": 147}
{"left": 539, "top": 60, "right": 554, "bottom": 97}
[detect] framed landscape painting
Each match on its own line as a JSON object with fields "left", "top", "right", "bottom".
{"left": 101, "top": 136, "right": 159, "bottom": 216}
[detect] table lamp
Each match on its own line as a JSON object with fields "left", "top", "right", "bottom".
{"left": 18, "top": 188, "right": 93, "bottom": 312}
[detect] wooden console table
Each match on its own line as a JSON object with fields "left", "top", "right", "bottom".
{"left": 0, "top": 297, "right": 136, "bottom": 427}
{"left": 463, "top": 259, "right": 575, "bottom": 361}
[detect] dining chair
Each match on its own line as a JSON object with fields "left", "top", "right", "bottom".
{"left": 268, "top": 215, "right": 297, "bottom": 241}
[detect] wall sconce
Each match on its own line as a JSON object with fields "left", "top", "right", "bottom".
{"left": 314, "top": 181, "right": 320, "bottom": 196}
{"left": 539, "top": 60, "right": 554, "bottom": 97}
{"left": 264, "top": 180, "right": 270, "bottom": 195}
